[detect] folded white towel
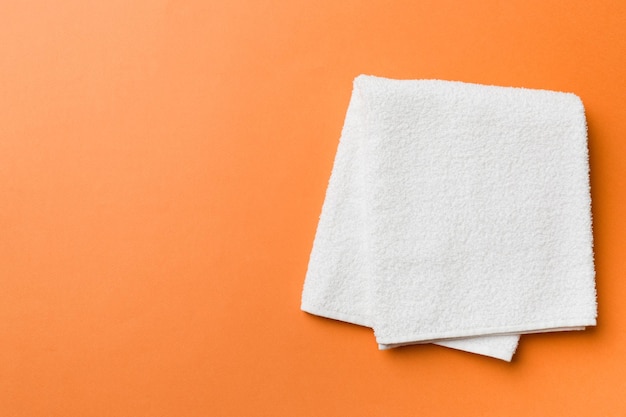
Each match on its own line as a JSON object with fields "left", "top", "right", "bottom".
{"left": 302, "top": 75, "right": 596, "bottom": 361}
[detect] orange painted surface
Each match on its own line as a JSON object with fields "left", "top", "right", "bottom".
{"left": 1, "top": 1, "right": 625, "bottom": 415}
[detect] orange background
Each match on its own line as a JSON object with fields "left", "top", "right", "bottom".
{"left": 1, "top": 1, "right": 625, "bottom": 415}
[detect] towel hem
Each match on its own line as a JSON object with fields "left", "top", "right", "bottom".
{"left": 375, "top": 319, "right": 595, "bottom": 345}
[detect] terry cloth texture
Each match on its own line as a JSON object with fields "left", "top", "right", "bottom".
{"left": 301, "top": 75, "right": 596, "bottom": 362}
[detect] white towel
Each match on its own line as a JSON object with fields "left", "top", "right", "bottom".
{"left": 301, "top": 75, "right": 596, "bottom": 361}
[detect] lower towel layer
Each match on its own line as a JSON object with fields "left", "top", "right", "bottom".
{"left": 302, "top": 303, "right": 520, "bottom": 361}
{"left": 301, "top": 75, "right": 596, "bottom": 361}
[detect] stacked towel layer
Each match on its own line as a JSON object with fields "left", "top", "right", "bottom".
{"left": 301, "top": 75, "right": 596, "bottom": 361}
